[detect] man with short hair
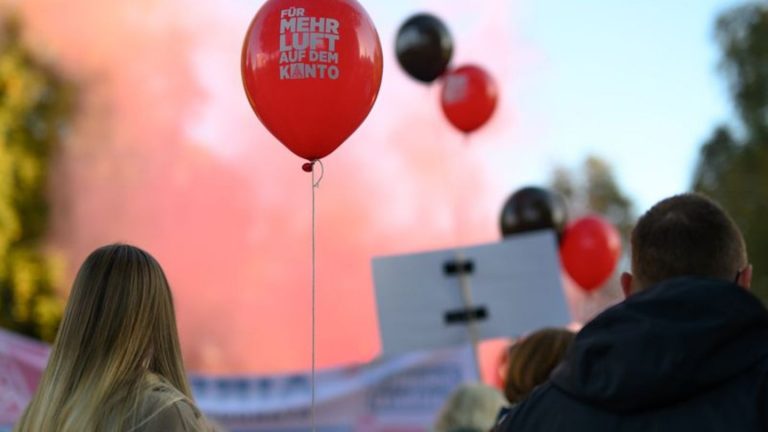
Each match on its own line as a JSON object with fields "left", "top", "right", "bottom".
{"left": 496, "top": 193, "right": 768, "bottom": 431}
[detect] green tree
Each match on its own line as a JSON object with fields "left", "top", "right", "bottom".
{"left": 692, "top": 2, "right": 768, "bottom": 301}
{"left": 551, "top": 155, "right": 635, "bottom": 242}
{"left": 0, "top": 15, "right": 74, "bottom": 341}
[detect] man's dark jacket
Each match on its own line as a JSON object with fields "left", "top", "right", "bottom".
{"left": 496, "top": 277, "right": 768, "bottom": 431}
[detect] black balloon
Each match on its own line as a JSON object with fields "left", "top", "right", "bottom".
{"left": 395, "top": 14, "right": 453, "bottom": 83}
{"left": 499, "top": 187, "right": 568, "bottom": 240}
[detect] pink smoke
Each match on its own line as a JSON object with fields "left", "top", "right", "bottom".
{"left": 13, "top": 0, "right": 537, "bottom": 374}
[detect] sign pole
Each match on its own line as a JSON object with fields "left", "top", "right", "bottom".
{"left": 451, "top": 250, "right": 482, "bottom": 379}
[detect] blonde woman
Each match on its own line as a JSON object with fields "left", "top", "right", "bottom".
{"left": 14, "top": 244, "right": 210, "bottom": 431}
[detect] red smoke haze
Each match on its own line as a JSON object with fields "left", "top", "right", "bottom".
{"left": 11, "top": 0, "right": 552, "bottom": 374}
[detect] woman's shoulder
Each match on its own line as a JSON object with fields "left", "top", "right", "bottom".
{"left": 136, "top": 398, "right": 206, "bottom": 432}
{"left": 134, "top": 374, "right": 209, "bottom": 432}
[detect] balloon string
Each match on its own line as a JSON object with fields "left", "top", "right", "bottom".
{"left": 310, "top": 159, "right": 323, "bottom": 432}
{"left": 313, "top": 159, "right": 325, "bottom": 187}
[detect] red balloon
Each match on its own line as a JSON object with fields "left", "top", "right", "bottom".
{"left": 561, "top": 216, "right": 622, "bottom": 292}
{"left": 242, "top": 0, "right": 383, "bottom": 161}
{"left": 440, "top": 65, "right": 498, "bottom": 133}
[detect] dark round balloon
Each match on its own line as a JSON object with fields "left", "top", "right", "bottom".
{"left": 499, "top": 187, "right": 568, "bottom": 240}
{"left": 395, "top": 13, "right": 453, "bottom": 83}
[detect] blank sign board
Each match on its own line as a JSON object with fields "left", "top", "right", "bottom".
{"left": 372, "top": 231, "right": 571, "bottom": 357}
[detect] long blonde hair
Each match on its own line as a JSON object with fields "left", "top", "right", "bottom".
{"left": 15, "top": 244, "right": 194, "bottom": 431}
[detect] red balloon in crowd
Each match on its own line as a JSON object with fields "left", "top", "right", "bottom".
{"left": 560, "top": 215, "right": 622, "bottom": 292}
{"left": 440, "top": 65, "right": 498, "bottom": 133}
{"left": 242, "top": 0, "right": 383, "bottom": 161}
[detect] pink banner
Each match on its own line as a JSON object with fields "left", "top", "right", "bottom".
{"left": 0, "top": 327, "right": 477, "bottom": 431}
{"left": 0, "top": 328, "right": 50, "bottom": 427}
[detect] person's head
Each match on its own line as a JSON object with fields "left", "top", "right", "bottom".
{"left": 503, "top": 328, "right": 575, "bottom": 404}
{"left": 433, "top": 383, "right": 506, "bottom": 432}
{"left": 15, "top": 244, "right": 192, "bottom": 432}
{"left": 620, "top": 193, "right": 751, "bottom": 296}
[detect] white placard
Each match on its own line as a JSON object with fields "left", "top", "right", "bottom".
{"left": 373, "top": 231, "right": 571, "bottom": 357}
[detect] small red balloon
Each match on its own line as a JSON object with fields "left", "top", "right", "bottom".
{"left": 561, "top": 215, "right": 622, "bottom": 292}
{"left": 440, "top": 65, "right": 498, "bottom": 133}
{"left": 242, "top": 0, "right": 383, "bottom": 161}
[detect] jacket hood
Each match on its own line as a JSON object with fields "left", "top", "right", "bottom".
{"left": 552, "top": 277, "right": 768, "bottom": 414}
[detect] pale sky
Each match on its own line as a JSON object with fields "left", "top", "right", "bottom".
{"left": 365, "top": 0, "right": 746, "bottom": 213}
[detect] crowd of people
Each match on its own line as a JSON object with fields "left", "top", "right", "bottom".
{"left": 432, "top": 193, "right": 768, "bottom": 431}
{"left": 13, "top": 193, "right": 768, "bottom": 431}
{"left": 432, "top": 327, "right": 575, "bottom": 432}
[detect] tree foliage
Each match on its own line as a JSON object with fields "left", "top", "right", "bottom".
{"left": 0, "top": 15, "right": 74, "bottom": 341}
{"left": 551, "top": 155, "right": 635, "bottom": 242}
{"left": 692, "top": 2, "right": 768, "bottom": 301}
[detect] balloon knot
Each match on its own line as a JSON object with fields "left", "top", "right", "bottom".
{"left": 302, "top": 162, "right": 315, "bottom": 172}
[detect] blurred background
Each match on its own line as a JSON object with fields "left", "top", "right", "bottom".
{"left": 0, "top": 0, "right": 766, "bottom": 379}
